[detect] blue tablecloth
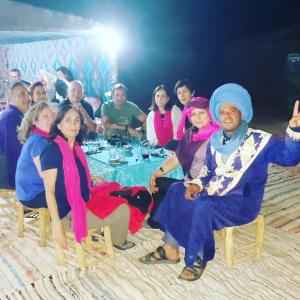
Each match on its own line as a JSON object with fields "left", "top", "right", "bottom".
{"left": 87, "top": 148, "right": 183, "bottom": 188}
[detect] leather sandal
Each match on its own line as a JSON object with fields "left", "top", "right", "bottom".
{"left": 178, "top": 257, "right": 206, "bottom": 281}
{"left": 139, "top": 246, "right": 180, "bottom": 265}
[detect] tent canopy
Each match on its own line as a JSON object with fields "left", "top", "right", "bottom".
{"left": 0, "top": 0, "right": 99, "bottom": 44}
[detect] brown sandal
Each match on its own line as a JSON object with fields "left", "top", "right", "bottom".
{"left": 178, "top": 257, "right": 206, "bottom": 281}
{"left": 139, "top": 246, "right": 180, "bottom": 265}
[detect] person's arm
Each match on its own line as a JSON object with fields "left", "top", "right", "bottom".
{"left": 33, "top": 156, "right": 42, "bottom": 177}
{"left": 149, "top": 153, "right": 180, "bottom": 193}
{"left": 137, "top": 112, "right": 147, "bottom": 129}
{"left": 76, "top": 103, "right": 96, "bottom": 132}
{"left": 266, "top": 100, "right": 300, "bottom": 166}
{"left": 146, "top": 111, "right": 158, "bottom": 145}
{"left": 41, "top": 168, "right": 67, "bottom": 249}
{"left": 171, "top": 105, "right": 183, "bottom": 139}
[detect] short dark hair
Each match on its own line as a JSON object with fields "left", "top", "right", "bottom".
{"left": 10, "top": 81, "right": 29, "bottom": 93}
{"left": 55, "top": 79, "right": 69, "bottom": 98}
{"left": 111, "top": 83, "right": 128, "bottom": 97}
{"left": 10, "top": 68, "right": 20, "bottom": 74}
{"left": 30, "top": 81, "right": 45, "bottom": 96}
{"left": 56, "top": 66, "right": 74, "bottom": 82}
{"left": 150, "top": 85, "right": 173, "bottom": 111}
{"left": 174, "top": 79, "right": 195, "bottom": 95}
{"left": 50, "top": 104, "right": 87, "bottom": 145}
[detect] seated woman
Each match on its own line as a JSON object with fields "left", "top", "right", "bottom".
{"left": 30, "top": 82, "right": 48, "bottom": 104}
{"left": 146, "top": 85, "right": 182, "bottom": 147}
{"left": 147, "top": 98, "right": 219, "bottom": 228}
{"left": 40, "top": 104, "right": 134, "bottom": 250}
{"left": 16, "top": 101, "right": 53, "bottom": 207}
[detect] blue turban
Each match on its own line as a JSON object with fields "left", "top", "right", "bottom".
{"left": 209, "top": 83, "right": 253, "bottom": 125}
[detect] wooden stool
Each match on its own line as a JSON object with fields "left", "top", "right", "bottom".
{"left": 17, "top": 202, "right": 50, "bottom": 247}
{"left": 55, "top": 226, "right": 115, "bottom": 270}
{"left": 219, "top": 214, "right": 264, "bottom": 268}
{"left": 0, "top": 189, "right": 17, "bottom": 218}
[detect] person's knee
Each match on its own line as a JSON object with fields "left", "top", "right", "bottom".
{"left": 116, "top": 204, "right": 130, "bottom": 220}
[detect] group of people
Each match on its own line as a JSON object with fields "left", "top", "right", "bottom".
{"left": 1, "top": 67, "right": 300, "bottom": 282}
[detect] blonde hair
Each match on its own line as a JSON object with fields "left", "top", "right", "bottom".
{"left": 18, "top": 101, "right": 51, "bottom": 144}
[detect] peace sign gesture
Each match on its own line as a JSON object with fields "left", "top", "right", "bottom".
{"left": 289, "top": 100, "right": 300, "bottom": 128}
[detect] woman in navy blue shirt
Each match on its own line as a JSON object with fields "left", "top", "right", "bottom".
{"left": 41, "top": 104, "right": 133, "bottom": 250}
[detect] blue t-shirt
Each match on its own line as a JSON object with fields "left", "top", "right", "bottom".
{"left": 40, "top": 141, "right": 90, "bottom": 218}
{"left": 16, "top": 134, "right": 49, "bottom": 201}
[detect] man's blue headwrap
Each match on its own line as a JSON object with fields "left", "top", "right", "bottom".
{"left": 209, "top": 83, "right": 253, "bottom": 125}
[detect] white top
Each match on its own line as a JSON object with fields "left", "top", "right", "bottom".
{"left": 146, "top": 105, "right": 182, "bottom": 145}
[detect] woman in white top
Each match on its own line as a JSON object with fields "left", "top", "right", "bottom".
{"left": 147, "top": 85, "right": 182, "bottom": 147}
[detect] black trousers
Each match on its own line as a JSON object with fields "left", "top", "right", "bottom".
{"left": 148, "top": 176, "right": 183, "bottom": 228}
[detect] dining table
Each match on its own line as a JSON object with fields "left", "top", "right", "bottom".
{"left": 85, "top": 143, "right": 184, "bottom": 188}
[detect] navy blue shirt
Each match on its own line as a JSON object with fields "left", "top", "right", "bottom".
{"left": 0, "top": 104, "right": 23, "bottom": 187}
{"left": 60, "top": 99, "right": 95, "bottom": 120}
{"left": 40, "top": 142, "right": 90, "bottom": 218}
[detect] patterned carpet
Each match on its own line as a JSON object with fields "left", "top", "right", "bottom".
{"left": 0, "top": 164, "right": 299, "bottom": 300}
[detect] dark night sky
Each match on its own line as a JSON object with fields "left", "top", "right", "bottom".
{"left": 12, "top": 0, "right": 300, "bottom": 111}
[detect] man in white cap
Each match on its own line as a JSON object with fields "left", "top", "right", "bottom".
{"left": 139, "top": 83, "right": 300, "bottom": 281}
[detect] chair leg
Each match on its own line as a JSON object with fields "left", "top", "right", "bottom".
{"left": 225, "top": 227, "right": 234, "bottom": 268}
{"left": 75, "top": 242, "right": 87, "bottom": 270}
{"left": 17, "top": 201, "right": 24, "bottom": 237}
{"left": 39, "top": 208, "right": 48, "bottom": 247}
{"left": 55, "top": 242, "right": 65, "bottom": 265}
{"left": 255, "top": 215, "right": 264, "bottom": 259}
{"left": 103, "top": 226, "right": 115, "bottom": 258}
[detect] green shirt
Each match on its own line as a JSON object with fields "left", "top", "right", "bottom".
{"left": 101, "top": 100, "right": 143, "bottom": 127}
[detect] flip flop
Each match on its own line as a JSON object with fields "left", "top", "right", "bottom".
{"left": 139, "top": 246, "right": 180, "bottom": 265}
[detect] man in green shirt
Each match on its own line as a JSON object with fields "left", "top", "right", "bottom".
{"left": 101, "top": 83, "right": 146, "bottom": 139}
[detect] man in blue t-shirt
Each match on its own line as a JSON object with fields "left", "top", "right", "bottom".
{"left": 0, "top": 82, "right": 31, "bottom": 187}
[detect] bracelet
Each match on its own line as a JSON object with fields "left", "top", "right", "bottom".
{"left": 159, "top": 166, "right": 165, "bottom": 174}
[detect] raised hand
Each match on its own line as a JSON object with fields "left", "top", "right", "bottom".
{"left": 289, "top": 100, "right": 300, "bottom": 128}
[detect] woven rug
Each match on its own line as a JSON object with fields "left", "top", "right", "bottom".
{"left": 0, "top": 164, "right": 300, "bottom": 299}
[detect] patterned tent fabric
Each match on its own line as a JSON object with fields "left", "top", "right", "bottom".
{"left": 0, "top": 35, "right": 117, "bottom": 99}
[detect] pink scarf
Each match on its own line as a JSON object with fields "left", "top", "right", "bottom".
{"left": 54, "top": 135, "right": 91, "bottom": 243}
{"left": 31, "top": 127, "right": 49, "bottom": 139}
{"left": 154, "top": 109, "right": 174, "bottom": 147}
{"left": 177, "top": 97, "right": 220, "bottom": 141}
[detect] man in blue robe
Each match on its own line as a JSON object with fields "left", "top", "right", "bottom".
{"left": 139, "top": 83, "right": 300, "bottom": 281}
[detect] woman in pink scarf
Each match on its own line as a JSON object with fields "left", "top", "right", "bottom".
{"left": 40, "top": 104, "right": 134, "bottom": 250}
{"left": 148, "top": 98, "right": 219, "bottom": 228}
{"left": 146, "top": 85, "right": 182, "bottom": 147}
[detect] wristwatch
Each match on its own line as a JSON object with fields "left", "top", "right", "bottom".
{"left": 159, "top": 166, "right": 165, "bottom": 174}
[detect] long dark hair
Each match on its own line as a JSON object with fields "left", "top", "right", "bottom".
{"left": 49, "top": 104, "right": 87, "bottom": 145}
{"left": 150, "top": 85, "right": 173, "bottom": 111}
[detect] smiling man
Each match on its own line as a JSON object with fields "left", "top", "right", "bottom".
{"left": 139, "top": 83, "right": 300, "bottom": 281}
{"left": 101, "top": 83, "right": 146, "bottom": 139}
{"left": 0, "top": 82, "right": 31, "bottom": 187}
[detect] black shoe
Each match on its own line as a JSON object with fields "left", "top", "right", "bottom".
{"left": 113, "top": 240, "right": 135, "bottom": 250}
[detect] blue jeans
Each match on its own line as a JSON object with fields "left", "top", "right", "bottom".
{"left": 163, "top": 231, "right": 204, "bottom": 262}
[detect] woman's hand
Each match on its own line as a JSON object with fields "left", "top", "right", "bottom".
{"left": 184, "top": 184, "right": 201, "bottom": 200}
{"left": 91, "top": 175, "right": 105, "bottom": 185}
{"left": 52, "top": 221, "right": 68, "bottom": 249}
{"left": 149, "top": 171, "right": 161, "bottom": 193}
{"left": 289, "top": 100, "right": 300, "bottom": 128}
